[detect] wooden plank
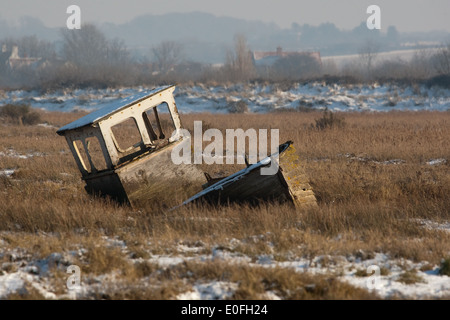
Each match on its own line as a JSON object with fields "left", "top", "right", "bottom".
{"left": 277, "top": 143, "right": 318, "bottom": 209}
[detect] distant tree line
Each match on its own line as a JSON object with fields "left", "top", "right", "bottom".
{"left": 0, "top": 24, "right": 449, "bottom": 91}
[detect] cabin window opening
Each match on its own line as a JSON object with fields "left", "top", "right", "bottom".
{"left": 110, "top": 117, "right": 144, "bottom": 159}
{"left": 73, "top": 136, "right": 108, "bottom": 174}
{"left": 143, "top": 103, "right": 177, "bottom": 147}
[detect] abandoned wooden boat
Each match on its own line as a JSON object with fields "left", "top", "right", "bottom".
{"left": 57, "top": 85, "right": 317, "bottom": 210}
{"left": 174, "top": 140, "right": 317, "bottom": 210}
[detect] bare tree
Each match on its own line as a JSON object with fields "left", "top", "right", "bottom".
{"left": 271, "top": 54, "right": 321, "bottom": 80}
{"left": 358, "top": 39, "right": 380, "bottom": 79}
{"left": 224, "top": 34, "right": 255, "bottom": 81}
{"left": 61, "top": 24, "right": 129, "bottom": 66}
{"left": 152, "top": 41, "right": 184, "bottom": 74}
{"left": 60, "top": 24, "right": 131, "bottom": 87}
{"left": 61, "top": 24, "right": 109, "bottom": 68}
{"left": 106, "top": 38, "right": 130, "bottom": 64}
{"left": 432, "top": 43, "right": 450, "bottom": 75}
{"left": 408, "top": 48, "right": 434, "bottom": 79}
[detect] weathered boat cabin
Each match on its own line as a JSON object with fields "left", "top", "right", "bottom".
{"left": 56, "top": 85, "right": 206, "bottom": 208}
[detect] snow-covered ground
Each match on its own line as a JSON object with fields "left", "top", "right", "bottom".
{"left": 1, "top": 82, "right": 449, "bottom": 114}
{"left": 0, "top": 222, "right": 449, "bottom": 300}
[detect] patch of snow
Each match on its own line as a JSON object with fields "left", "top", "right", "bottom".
{"left": 338, "top": 153, "right": 406, "bottom": 165}
{"left": 29, "top": 279, "right": 57, "bottom": 300}
{"left": 375, "top": 159, "right": 406, "bottom": 165}
{"left": 148, "top": 255, "right": 187, "bottom": 267}
{"left": 177, "top": 244, "right": 205, "bottom": 253}
{"left": 0, "top": 272, "right": 25, "bottom": 298}
{"left": 0, "top": 169, "right": 15, "bottom": 177}
{"left": 0, "top": 148, "right": 45, "bottom": 159}
{"left": 342, "top": 269, "right": 450, "bottom": 299}
{"left": 176, "top": 281, "right": 238, "bottom": 300}
{"left": 37, "top": 123, "right": 58, "bottom": 129}
{"left": 257, "top": 255, "right": 273, "bottom": 265}
{"left": 426, "top": 159, "right": 447, "bottom": 166}
{"left": 103, "top": 236, "right": 127, "bottom": 249}
{"left": 416, "top": 219, "right": 450, "bottom": 233}
{"left": 262, "top": 290, "right": 282, "bottom": 300}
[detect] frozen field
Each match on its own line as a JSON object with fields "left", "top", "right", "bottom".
{"left": 1, "top": 82, "right": 450, "bottom": 114}
{"left": 0, "top": 137, "right": 449, "bottom": 300}
{"left": 0, "top": 224, "right": 449, "bottom": 300}
{"left": 0, "top": 82, "right": 449, "bottom": 300}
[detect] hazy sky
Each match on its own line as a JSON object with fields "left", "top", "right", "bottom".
{"left": 1, "top": 0, "right": 449, "bottom": 32}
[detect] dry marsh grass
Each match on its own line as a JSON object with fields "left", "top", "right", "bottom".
{"left": 0, "top": 109, "right": 449, "bottom": 299}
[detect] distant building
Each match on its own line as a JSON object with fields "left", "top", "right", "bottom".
{"left": 0, "top": 45, "right": 10, "bottom": 71}
{"left": 252, "top": 47, "right": 322, "bottom": 67}
{"left": 1, "top": 45, "right": 41, "bottom": 70}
